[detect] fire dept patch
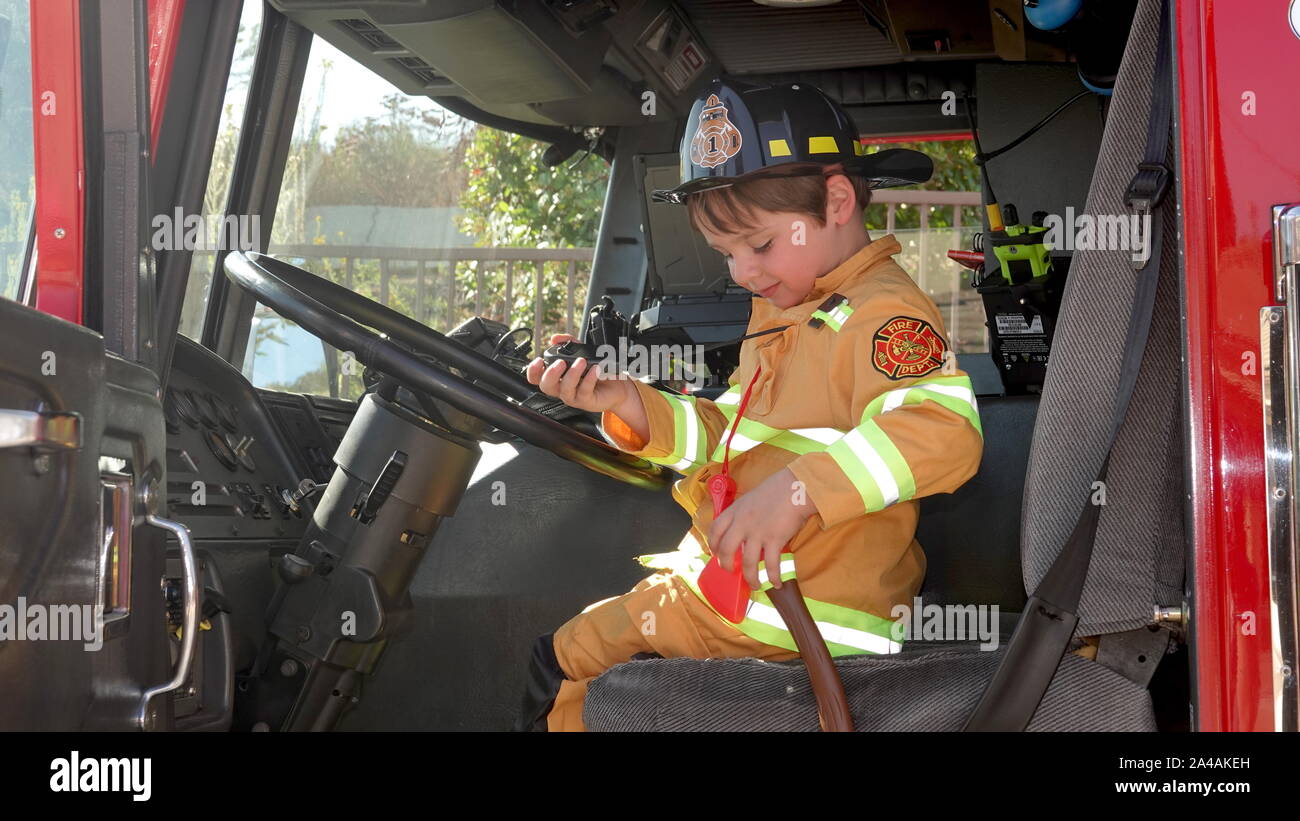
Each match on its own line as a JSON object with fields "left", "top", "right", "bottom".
{"left": 689, "top": 94, "right": 743, "bottom": 169}
{"left": 871, "top": 316, "right": 947, "bottom": 380}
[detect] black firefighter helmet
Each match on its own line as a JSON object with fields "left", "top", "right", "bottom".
{"left": 651, "top": 77, "right": 933, "bottom": 205}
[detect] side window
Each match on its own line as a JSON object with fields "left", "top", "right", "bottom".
{"left": 177, "top": 0, "right": 262, "bottom": 341}
{"left": 241, "top": 36, "right": 607, "bottom": 401}
{"left": 0, "top": 0, "right": 34, "bottom": 302}
{"left": 863, "top": 139, "right": 984, "bottom": 354}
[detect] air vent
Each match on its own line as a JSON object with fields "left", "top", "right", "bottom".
{"left": 387, "top": 56, "right": 449, "bottom": 87}
{"left": 336, "top": 18, "right": 403, "bottom": 52}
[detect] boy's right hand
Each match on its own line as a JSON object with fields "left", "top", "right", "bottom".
{"left": 524, "top": 334, "right": 634, "bottom": 414}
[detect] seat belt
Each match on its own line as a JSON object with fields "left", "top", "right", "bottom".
{"left": 962, "top": 0, "right": 1174, "bottom": 732}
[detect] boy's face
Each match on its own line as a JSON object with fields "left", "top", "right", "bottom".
{"left": 699, "top": 208, "right": 841, "bottom": 310}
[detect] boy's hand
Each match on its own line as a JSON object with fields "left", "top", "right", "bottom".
{"left": 707, "top": 467, "right": 817, "bottom": 591}
{"left": 524, "top": 333, "right": 634, "bottom": 414}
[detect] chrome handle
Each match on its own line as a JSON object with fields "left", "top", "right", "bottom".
{"left": 0, "top": 408, "right": 80, "bottom": 450}
{"left": 138, "top": 513, "right": 199, "bottom": 730}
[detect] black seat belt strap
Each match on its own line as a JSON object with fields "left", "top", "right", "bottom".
{"left": 963, "top": 0, "right": 1174, "bottom": 732}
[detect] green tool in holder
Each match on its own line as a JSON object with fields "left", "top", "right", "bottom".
{"left": 987, "top": 204, "right": 1053, "bottom": 285}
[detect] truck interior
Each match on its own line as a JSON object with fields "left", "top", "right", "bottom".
{"left": 0, "top": 0, "right": 1192, "bottom": 731}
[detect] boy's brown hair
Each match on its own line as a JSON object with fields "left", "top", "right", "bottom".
{"left": 686, "top": 163, "right": 874, "bottom": 236}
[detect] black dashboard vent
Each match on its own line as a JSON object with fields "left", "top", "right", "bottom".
{"left": 387, "top": 55, "right": 449, "bottom": 87}
{"left": 336, "top": 18, "right": 403, "bottom": 52}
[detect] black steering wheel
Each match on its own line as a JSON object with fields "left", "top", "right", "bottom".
{"left": 222, "top": 251, "right": 671, "bottom": 490}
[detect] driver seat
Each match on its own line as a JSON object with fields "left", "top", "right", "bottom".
{"left": 581, "top": 0, "right": 1183, "bottom": 731}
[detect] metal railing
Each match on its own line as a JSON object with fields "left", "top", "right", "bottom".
{"left": 870, "top": 191, "right": 988, "bottom": 353}
{"left": 263, "top": 191, "right": 987, "bottom": 364}
{"left": 267, "top": 244, "right": 595, "bottom": 357}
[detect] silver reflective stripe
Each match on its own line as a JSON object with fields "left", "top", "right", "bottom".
{"left": 671, "top": 395, "right": 701, "bottom": 472}
{"left": 919, "top": 383, "right": 977, "bottom": 405}
{"left": 882, "top": 389, "right": 909, "bottom": 413}
{"left": 842, "top": 428, "right": 899, "bottom": 505}
{"left": 745, "top": 600, "right": 902, "bottom": 654}
{"left": 788, "top": 427, "right": 843, "bottom": 445}
{"left": 724, "top": 431, "right": 766, "bottom": 454}
{"left": 754, "top": 559, "right": 797, "bottom": 586}
{"left": 881, "top": 382, "right": 978, "bottom": 414}
{"left": 715, "top": 390, "right": 742, "bottom": 406}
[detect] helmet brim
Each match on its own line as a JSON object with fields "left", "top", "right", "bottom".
{"left": 651, "top": 149, "right": 934, "bottom": 205}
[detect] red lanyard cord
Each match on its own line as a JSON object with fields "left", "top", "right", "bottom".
{"left": 721, "top": 365, "right": 763, "bottom": 477}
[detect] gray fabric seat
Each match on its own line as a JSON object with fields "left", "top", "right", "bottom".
{"left": 586, "top": 647, "right": 1156, "bottom": 732}
{"left": 584, "top": 0, "right": 1182, "bottom": 731}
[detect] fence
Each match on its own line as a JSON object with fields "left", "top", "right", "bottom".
{"left": 869, "top": 190, "right": 988, "bottom": 353}
{"left": 267, "top": 244, "right": 595, "bottom": 359}
{"left": 251, "top": 192, "right": 989, "bottom": 396}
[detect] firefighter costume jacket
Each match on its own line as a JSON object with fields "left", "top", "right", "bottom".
{"left": 599, "top": 233, "right": 985, "bottom": 656}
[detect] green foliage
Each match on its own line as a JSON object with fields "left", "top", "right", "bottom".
{"left": 456, "top": 128, "right": 608, "bottom": 342}
{"left": 459, "top": 129, "right": 608, "bottom": 248}
{"left": 864, "top": 139, "right": 981, "bottom": 231}
{"left": 310, "top": 94, "right": 471, "bottom": 208}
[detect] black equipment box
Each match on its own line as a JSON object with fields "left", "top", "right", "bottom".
{"left": 974, "top": 254, "right": 1071, "bottom": 395}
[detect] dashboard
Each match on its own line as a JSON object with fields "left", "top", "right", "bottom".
{"left": 164, "top": 337, "right": 358, "bottom": 541}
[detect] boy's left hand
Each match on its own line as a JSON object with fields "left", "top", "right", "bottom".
{"left": 707, "top": 467, "right": 818, "bottom": 591}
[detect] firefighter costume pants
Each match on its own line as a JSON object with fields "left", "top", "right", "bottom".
{"left": 536, "top": 570, "right": 801, "bottom": 732}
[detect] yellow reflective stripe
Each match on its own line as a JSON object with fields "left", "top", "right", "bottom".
{"left": 754, "top": 559, "right": 798, "bottom": 588}
{"left": 744, "top": 600, "right": 902, "bottom": 655}
{"left": 768, "top": 138, "right": 792, "bottom": 157}
{"left": 642, "top": 392, "right": 709, "bottom": 473}
{"left": 786, "top": 427, "right": 843, "bottom": 446}
{"left": 671, "top": 394, "right": 703, "bottom": 472}
{"left": 882, "top": 382, "right": 976, "bottom": 413}
{"left": 864, "top": 374, "right": 983, "bottom": 438}
{"left": 808, "top": 135, "right": 839, "bottom": 154}
{"left": 710, "top": 417, "right": 844, "bottom": 461}
{"left": 831, "top": 426, "right": 898, "bottom": 507}
{"left": 811, "top": 303, "right": 855, "bottom": 331}
{"left": 661, "top": 533, "right": 903, "bottom": 657}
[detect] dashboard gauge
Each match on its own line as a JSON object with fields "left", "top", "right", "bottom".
{"left": 172, "top": 387, "right": 200, "bottom": 428}
{"left": 162, "top": 389, "right": 182, "bottom": 434}
{"left": 226, "top": 432, "right": 257, "bottom": 472}
{"left": 186, "top": 388, "right": 217, "bottom": 428}
{"left": 206, "top": 392, "right": 239, "bottom": 433}
{"left": 203, "top": 428, "right": 238, "bottom": 471}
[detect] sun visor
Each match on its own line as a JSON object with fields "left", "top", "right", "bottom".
{"left": 269, "top": 0, "right": 612, "bottom": 105}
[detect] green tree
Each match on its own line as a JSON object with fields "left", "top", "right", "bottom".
{"left": 457, "top": 128, "right": 609, "bottom": 347}
{"left": 863, "top": 139, "right": 981, "bottom": 231}
{"left": 459, "top": 129, "right": 607, "bottom": 247}
{"left": 310, "top": 94, "right": 471, "bottom": 208}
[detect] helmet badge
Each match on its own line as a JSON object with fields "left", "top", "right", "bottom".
{"left": 689, "top": 94, "right": 743, "bottom": 169}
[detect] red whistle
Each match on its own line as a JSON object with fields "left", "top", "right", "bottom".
{"left": 699, "top": 472, "right": 750, "bottom": 623}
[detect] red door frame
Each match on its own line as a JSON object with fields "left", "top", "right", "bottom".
{"left": 147, "top": 0, "right": 185, "bottom": 158}
{"left": 29, "top": 0, "right": 185, "bottom": 323}
{"left": 29, "top": 0, "right": 85, "bottom": 323}
{"left": 1176, "top": 0, "right": 1296, "bottom": 731}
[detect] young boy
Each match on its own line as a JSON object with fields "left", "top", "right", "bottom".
{"left": 517, "top": 79, "right": 984, "bottom": 731}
